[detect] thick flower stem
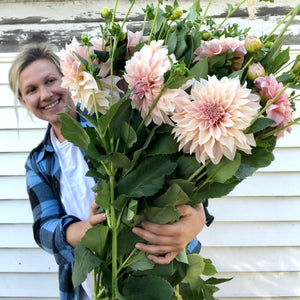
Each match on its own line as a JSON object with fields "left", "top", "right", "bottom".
{"left": 199, "top": 0, "right": 213, "bottom": 32}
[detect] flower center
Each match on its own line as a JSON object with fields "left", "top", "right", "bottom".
{"left": 199, "top": 104, "right": 225, "bottom": 125}
{"left": 132, "top": 78, "right": 152, "bottom": 101}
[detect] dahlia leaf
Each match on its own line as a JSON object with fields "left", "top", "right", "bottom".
{"left": 207, "top": 153, "right": 241, "bottom": 183}
{"left": 72, "top": 244, "right": 101, "bottom": 287}
{"left": 144, "top": 205, "right": 181, "bottom": 224}
{"left": 122, "top": 276, "right": 173, "bottom": 300}
{"left": 115, "top": 156, "right": 177, "bottom": 197}
{"left": 58, "top": 113, "right": 90, "bottom": 151}
{"left": 244, "top": 117, "right": 276, "bottom": 134}
{"left": 80, "top": 224, "right": 109, "bottom": 258}
{"left": 182, "top": 254, "right": 205, "bottom": 283}
{"left": 191, "top": 58, "right": 208, "bottom": 80}
{"left": 146, "top": 132, "right": 179, "bottom": 156}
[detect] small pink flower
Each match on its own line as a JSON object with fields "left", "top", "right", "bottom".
{"left": 124, "top": 40, "right": 176, "bottom": 125}
{"left": 193, "top": 35, "right": 246, "bottom": 71}
{"left": 254, "top": 75, "right": 293, "bottom": 138}
{"left": 171, "top": 76, "right": 261, "bottom": 164}
{"left": 127, "top": 30, "right": 148, "bottom": 54}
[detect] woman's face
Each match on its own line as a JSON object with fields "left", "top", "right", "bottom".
{"left": 18, "top": 58, "right": 76, "bottom": 127}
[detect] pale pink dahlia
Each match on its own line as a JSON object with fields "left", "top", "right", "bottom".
{"left": 193, "top": 35, "right": 247, "bottom": 71}
{"left": 171, "top": 76, "right": 261, "bottom": 164}
{"left": 127, "top": 30, "right": 149, "bottom": 54}
{"left": 60, "top": 37, "right": 121, "bottom": 114}
{"left": 254, "top": 75, "right": 293, "bottom": 138}
{"left": 124, "top": 40, "right": 176, "bottom": 125}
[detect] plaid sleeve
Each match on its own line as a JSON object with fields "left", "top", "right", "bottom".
{"left": 26, "top": 155, "right": 80, "bottom": 266}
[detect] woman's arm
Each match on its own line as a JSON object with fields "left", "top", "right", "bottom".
{"left": 132, "top": 203, "right": 206, "bottom": 264}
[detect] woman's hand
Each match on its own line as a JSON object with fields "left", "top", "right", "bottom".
{"left": 132, "top": 203, "right": 206, "bottom": 264}
{"left": 66, "top": 200, "right": 106, "bottom": 248}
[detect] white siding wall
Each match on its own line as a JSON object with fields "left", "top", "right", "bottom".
{"left": 0, "top": 1, "right": 300, "bottom": 299}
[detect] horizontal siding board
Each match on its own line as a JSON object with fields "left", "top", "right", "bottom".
{"left": 1, "top": 221, "right": 299, "bottom": 248}
{"left": 213, "top": 271, "right": 300, "bottom": 298}
{"left": 0, "top": 85, "right": 15, "bottom": 106}
{"left": 1, "top": 246, "right": 299, "bottom": 274}
{"left": 198, "top": 221, "right": 300, "bottom": 247}
{"left": 1, "top": 171, "right": 299, "bottom": 200}
{"left": 2, "top": 196, "right": 299, "bottom": 224}
{"left": 0, "top": 248, "right": 57, "bottom": 273}
{"left": 0, "top": 273, "right": 59, "bottom": 297}
{"left": 207, "top": 196, "right": 300, "bottom": 222}
{"left": 200, "top": 246, "right": 300, "bottom": 272}
{"left": 0, "top": 107, "right": 47, "bottom": 129}
{"left": 0, "top": 153, "right": 28, "bottom": 176}
{"left": 0, "top": 129, "right": 46, "bottom": 152}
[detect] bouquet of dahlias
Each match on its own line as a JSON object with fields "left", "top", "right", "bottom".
{"left": 58, "top": 0, "right": 300, "bottom": 299}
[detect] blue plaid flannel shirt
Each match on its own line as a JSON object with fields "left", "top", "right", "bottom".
{"left": 25, "top": 110, "right": 213, "bottom": 300}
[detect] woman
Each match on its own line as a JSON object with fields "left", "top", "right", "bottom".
{"left": 9, "top": 44, "right": 212, "bottom": 300}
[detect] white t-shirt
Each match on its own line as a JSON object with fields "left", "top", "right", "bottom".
{"left": 50, "top": 128, "right": 95, "bottom": 300}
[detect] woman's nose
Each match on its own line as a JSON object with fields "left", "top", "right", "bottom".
{"left": 39, "top": 86, "right": 53, "bottom": 101}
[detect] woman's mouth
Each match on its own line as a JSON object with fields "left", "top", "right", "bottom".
{"left": 44, "top": 100, "right": 59, "bottom": 110}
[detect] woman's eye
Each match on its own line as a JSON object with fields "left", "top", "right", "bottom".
{"left": 26, "top": 87, "right": 36, "bottom": 94}
{"left": 47, "top": 78, "right": 57, "bottom": 84}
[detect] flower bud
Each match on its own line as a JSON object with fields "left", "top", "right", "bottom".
{"left": 100, "top": 7, "right": 111, "bottom": 19}
{"left": 264, "top": 41, "right": 273, "bottom": 49}
{"left": 247, "top": 62, "right": 266, "bottom": 81}
{"left": 170, "top": 7, "right": 183, "bottom": 20}
{"left": 201, "top": 31, "right": 211, "bottom": 41}
{"left": 245, "top": 35, "right": 262, "bottom": 53}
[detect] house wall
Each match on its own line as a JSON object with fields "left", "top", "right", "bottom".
{"left": 0, "top": 1, "right": 299, "bottom": 299}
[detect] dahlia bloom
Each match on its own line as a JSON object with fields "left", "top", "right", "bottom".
{"left": 171, "top": 76, "right": 261, "bottom": 165}
{"left": 124, "top": 40, "right": 176, "bottom": 125}
{"left": 60, "top": 37, "right": 121, "bottom": 114}
{"left": 254, "top": 75, "right": 293, "bottom": 138}
{"left": 193, "top": 35, "right": 247, "bottom": 71}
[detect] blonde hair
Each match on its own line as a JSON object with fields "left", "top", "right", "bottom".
{"left": 8, "top": 43, "right": 62, "bottom": 121}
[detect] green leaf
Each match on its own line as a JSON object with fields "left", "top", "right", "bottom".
{"left": 268, "top": 47, "right": 290, "bottom": 74}
{"left": 115, "top": 156, "right": 177, "bottom": 198}
{"left": 186, "top": 0, "right": 201, "bottom": 21}
{"left": 244, "top": 117, "right": 276, "bottom": 134}
{"left": 94, "top": 49, "right": 109, "bottom": 62}
{"left": 175, "top": 248, "right": 189, "bottom": 264}
{"left": 152, "top": 183, "right": 191, "bottom": 207}
{"left": 99, "top": 98, "right": 125, "bottom": 135}
{"left": 144, "top": 205, "right": 181, "bottom": 224}
{"left": 80, "top": 224, "right": 109, "bottom": 258}
{"left": 166, "top": 73, "right": 194, "bottom": 89}
{"left": 167, "top": 29, "right": 178, "bottom": 55}
{"left": 58, "top": 113, "right": 90, "bottom": 150}
{"left": 206, "top": 153, "right": 241, "bottom": 183}
{"left": 202, "top": 258, "right": 218, "bottom": 276}
{"left": 128, "top": 251, "right": 155, "bottom": 271}
{"left": 205, "top": 277, "right": 233, "bottom": 285}
{"left": 120, "top": 121, "right": 137, "bottom": 150}
{"left": 121, "top": 275, "right": 173, "bottom": 300}
{"left": 191, "top": 58, "right": 208, "bottom": 81}
{"left": 182, "top": 254, "right": 205, "bottom": 283}
{"left": 241, "top": 146, "right": 275, "bottom": 168}
{"left": 96, "top": 182, "right": 110, "bottom": 209}
{"left": 108, "top": 152, "right": 131, "bottom": 170}
{"left": 72, "top": 244, "right": 101, "bottom": 287}
{"left": 147, "top": 133, "right": 179, "bottom": 156}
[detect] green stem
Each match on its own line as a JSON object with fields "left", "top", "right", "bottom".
{"left": 111, "top": 0, "right": 119, "bottom": 27}
{"left": 148, "top": 2, "right": 161, "bottom": 45}
{"left": 158, "top": 18, "right": 168, "bottom": 40}
{"left": 142, "top": 11, "right": 148, "bottom": 35}
{"left": 117, "top": 248, "right": 138, "bottom": 275}
{"left": 260, "top": 117, "right": 300, "bottom": 139}
{"left": 121, "top": 0, "right": 136, "bottom": 31}
{"left": 249, "top": 83, "right": 292, "bottom": 127}
{"left": 188, "top": 161, "right": 209, "bottom": 182}
{"left": 212, "top": 0, "right": 247, "bottom": 36}
{"left": 263, "top": 4, "right": 300, "bottom": 43}
{"left": 199, "top": 0, "right": 213, "bottom": 32}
